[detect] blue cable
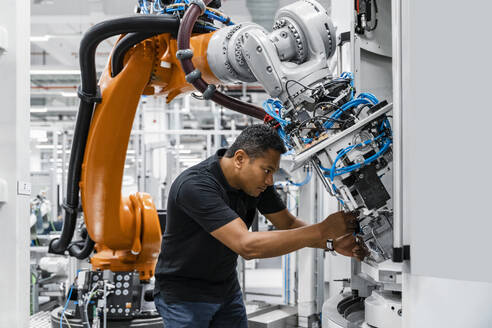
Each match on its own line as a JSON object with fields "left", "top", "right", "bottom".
{"left": 357, "top": 92, "right": 379, "bottom": 104}
{"left": 335, "top": 138, "right": 392, "bottom": 175}
{"left": 289, "top": 169, "right": 312, "bottom": 187}
{"left": 262, "top": 99, "right": 293, "bottom": 148}
{"left": 153, "top": 0, "right": 163, "bottom": 11}
{"left": 59, "top": 284, "right": 74, "bottom": 328}
{"left": 141, "top": 0, "right": 151, "bottom": 14}
{"left": 323, "top": 98, "right": 372, "bottom": 129}
{"left": 197, "top": 24, "right": 218, "bottom": 31}
{"left": 205, "top": 11, "right": 223, "bottom": 21}
{"left": 329, "top": 133, "right": 387, "bottom": 181}
{"left": 165, "top": 6, "right": 185, "bottom": 13}
{"left": 164, "top": 1, "right": 234, "bottom": 25}
{"left": 205, "top": 10, "right": 234, "bottom": 25}
{"left": 138, "top": 0, "right": 145, "bottom": 14}
{"left": 262, "top": 99, "right": 289, "bottom": 126}
{"left": 318, "top": 163, "right": 332, "bottom": 174}
{"left": 341, "top": 72, "right": 353, "bottom": 79}
{"left": 379, "top": 117, "right": 392, "bottom": 133}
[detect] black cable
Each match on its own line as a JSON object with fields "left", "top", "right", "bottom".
{"left": 111, "top": 32, "right": 161, "bottom": 78}
{"left": 314, "top": 101, "right": 341, "bottom": 116}
{"left": 285, "top": 79, "right": 315, "bottom": 104}
{"left": 294, "top": 115, "right": 343, "bottom": 136}
{"left": 365, "top": 0, "right": 378, "bottom": 32}
{"left": 68, "top": 236, "right": 95, "bottom": 259}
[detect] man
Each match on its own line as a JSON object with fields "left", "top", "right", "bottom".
{"left": 154, "top": 124, "right": 366, "bottom": 327}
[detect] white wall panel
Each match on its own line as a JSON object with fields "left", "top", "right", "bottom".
{"left": 0, "top": 0, "right": 31, "bottom": 326}
{"left": 403, "top": 273, "right": 492, "bottom": 328}
{"left": 402, "top": 0, "right": 492, "bottom": 282}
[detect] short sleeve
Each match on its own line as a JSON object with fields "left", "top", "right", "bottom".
{"left": 257, "top": 186, "right": 286, "bottom": 214}
{"left": 176, "top": 178, "right": 239, "bottom": 233}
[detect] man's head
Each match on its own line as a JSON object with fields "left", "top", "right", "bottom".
{"left": 223, "top": 124, "right": 287, "bottom": 197}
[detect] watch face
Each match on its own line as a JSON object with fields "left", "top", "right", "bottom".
{"left": 326, "top": 240, "right": 334, "bottom": 251}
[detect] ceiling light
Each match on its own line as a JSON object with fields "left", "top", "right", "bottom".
{"left": 30, "top": 130, "right": 48, "bottom": 142}
{"left": 37, "top": 145, "right": 54, "bottom": 149}
{"left": 30, "top": 35, "right": 51, "bottom": 42}
{"left": 30, "top": 69, "right": 81, "bottom": 75}
{"left": 60, "top": 92, "right": 77, "bottom": 97}
{"left": 30, "top": 107, "right": 47, "bottom": 113}
{"left": 36, "top": 145, "right": 62, "bottom": 150}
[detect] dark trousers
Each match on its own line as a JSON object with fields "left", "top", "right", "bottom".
{"left": 154, "top": 289, "right": 248, "bottom": 328}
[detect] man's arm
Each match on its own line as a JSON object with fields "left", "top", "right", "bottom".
{"left": 264, "top": 208, "right": 307, "bottom": 230}
{"left": 210, "top": 211, "right": 357, "bottom": 260}
{"left": 264, "top": 209, "right": 370, "bottom": 260}
{"left": 265, "top": 209, "right": 326, "bottom": 249}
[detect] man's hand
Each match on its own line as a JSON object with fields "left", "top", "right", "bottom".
{"left": 319, "top": 211, "right": 359, "bottom": 240}
{"left": 333, "top": 233, "right": 369, "bottom": 261}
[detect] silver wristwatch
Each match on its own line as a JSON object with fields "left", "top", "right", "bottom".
{"left": 326, "top": 239, "right": 334, "bottom": 251}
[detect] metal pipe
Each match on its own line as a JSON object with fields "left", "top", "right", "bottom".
{"left": 103, "top": 281, "right": 107, "bottom": 328}
{"left": 61, "top": 131, "right": 67, "bottom": 207}
{"left": 336, "top": 44, "right": 343, "bottom": 76}
{"left": 311, "top": 159, "right": 335, "bottom": 197}
{"left": 51, "top": 130, "right": 59, "bottom": 223}
{"left": 391, "top": 0, "right": 404, "bottom": 255}
{"left": 244, "top": 291, "right": 282, "bottom": 297}
{"left": 129, "top": 129, "right": 242, "bottom": 136}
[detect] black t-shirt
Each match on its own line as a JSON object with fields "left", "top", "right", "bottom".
{"left": 154, "top": 148, "right": 286, "bottom": 303}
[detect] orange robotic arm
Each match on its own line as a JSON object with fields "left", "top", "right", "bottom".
{"left": 48, "top": 6, "right": 265, "bottom": 281}
{"left": 80, "top": 32, "right": 219, "bottom": 280}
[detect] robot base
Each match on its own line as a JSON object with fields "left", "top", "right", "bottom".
{"left": 365, "top": 290, "right": 402, "bottom": 328}
{"left": 322, "top": 290, "right": 402, "bottom": 328}
{"left": 50, "top": 306, "right": 164, "bottom": 328}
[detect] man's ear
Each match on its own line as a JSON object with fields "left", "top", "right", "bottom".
{"left": 233, "top": 149, "right": 248, "bottom": 169}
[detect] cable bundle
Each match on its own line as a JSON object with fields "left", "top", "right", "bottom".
{"left": 138, "top": 0, "right": 234, "bottom": 31}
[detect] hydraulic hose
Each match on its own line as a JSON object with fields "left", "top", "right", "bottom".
{"left": 111, "top": 32, "right": 160, "bottom": 78}
{"left": 176, "top": 1, "right": 266, "bottom": 120}
{"left": 49, "top": 15, "right": 180, "bottom": 257}
{"left": 68, "top": 236, "right": 95, "bottom": 259}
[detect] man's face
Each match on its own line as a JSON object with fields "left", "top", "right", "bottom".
{"left": 236, "top": 148, "right": 281, "bottom": 197}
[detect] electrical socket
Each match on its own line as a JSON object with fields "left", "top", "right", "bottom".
{"left": 17, "top": 181, "right": 31, "bottom": 196}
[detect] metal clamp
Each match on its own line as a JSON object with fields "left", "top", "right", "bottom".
{"left": 62, "top": 202, "right": 78, "bottom": 215}
{"left": 176, "top": 49, "right": 194, "bottom": 60}
{"left": 202, "top": 84, "right": 216, "bottom": 99}
{"left": 77, "top": 85, "right": 102, "bottom": 104}
{"left": 185, "top": 69, "right": 202, "bottom": 83}
{"left": 189, "top": 0, "right": 206, "bottom": 14}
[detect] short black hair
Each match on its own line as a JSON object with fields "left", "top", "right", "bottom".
{"left": 224, "top": 124, "right": 287, "bottom": 159}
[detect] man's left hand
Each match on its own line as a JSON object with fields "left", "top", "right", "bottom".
{"left": 333, "top": 234, "right": 369, "bottom": 261}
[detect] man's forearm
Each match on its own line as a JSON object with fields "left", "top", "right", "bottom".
{"left": 241, "top": 223, "right": 322, "bottom": 259}
{"left": 286, "top": 219, "right": 328, "bottom": 249}
{"left": 287, "top": 218, "right": 308, "bottom": 229}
